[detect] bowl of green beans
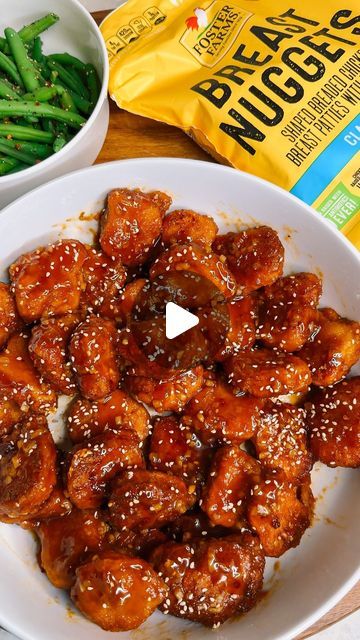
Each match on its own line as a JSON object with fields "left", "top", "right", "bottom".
{"left": 0, "top": 0, "right": 109, "bottom": 208}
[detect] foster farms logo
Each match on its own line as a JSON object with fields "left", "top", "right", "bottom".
{"left": 181, "top": 2, "right": 252, "bottom": 68}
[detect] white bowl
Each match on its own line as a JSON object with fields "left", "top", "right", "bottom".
{"left": 0, "top": 0, "right": 109, "bottom": 209}
{"left": 0, "top": 158, "right": 359, "bottom": 640}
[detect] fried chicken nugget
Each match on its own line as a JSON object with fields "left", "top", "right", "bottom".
{"left": 258, "top": 272, "right": 322, "bottom": 352}
{"left": 149, "top": 415, "right": 210, "bottom": 493}
{"left": 0, "top": 415, "right": 57, "bottom": 518}
{"left": 247, "top": 475, "right": 314, "bottom": 557}
{"left": 100, "top": 189, "right": 171, "bottom": 266}
{"left": 1, "top": 485, "right": 72, "bottom": 529}
{"left": 126, "top": 365, "right": 204, "bottom": 412}
{"left": 162, "top": 209, "right": 218, "bottom": 247}
{"left": 108, "top": 470, "right": 192, "bottom": 531}
{"left": 150, "top": 243, "right": 236, "bottom": 299}
{"left": 81, "top": 247, "right": 127, "bottom": 317}
{"left": 201, "top": 447, "right": 261, "bottom": 527}
{"left": 0, "top": 283, "right": 22, "bottom": 349}
{"left": 107, "top": 527, "right": 168, "bottom": 560}
{"left": 150, "top": 533, "right": 265, "bottom": 627}
{"left": 29, "top": 314, "right": 82, "bottom": 395}
{"left": 0, "top": 390, "right": 22, "bottom": 437}
{"left": 113, "top": 278, "right": 147, "bottom": 325}
{"left": 38, "top": 508, "right": 109, "bottom": 588}
{"left": 224, "top": 348, "right": 311, "bottom": 398}
{"left": 183, "top": 373, "right": 263, "bottom": 445}
{"left": 253, "top": 403, "right": 312, "bottom": 482}
{"left": 0, "top": 332, "right": 56, "bottom": 413}
{"left": 71, "top": 551, "right": 167, "bottom": 631}
{"left": 299, "top": 308, "right": 360, "bottom": 386}
{"left": 216, "top": 296, "right": 257, "bottom": 360}
{"left": 67, "top": 389, "right": 150, "bottom": 443}
{"left": 67, "top": 430, "right": 144, "bottom": 509}
{"left": 213, "top": 226, "right": 284, "bottom": 295}
{"left": 307, "top": 377, "right": 360, "bottom": 467}
{"left": 10, "top": 240, "right": 87, "bottom": 322}
{"left": 69, "top": 315, "right": 120, "bottom": 400}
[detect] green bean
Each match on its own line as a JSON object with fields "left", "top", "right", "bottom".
{"left": 0, "top": 79, "right": 19, "bottom": 100}
{"left": 19, "top": 14, "right": 59, "bottom": 44}
{"left": 41, "top": 118, "right": 55, "bottom": 133}
{"left": 0, "top": 137, "right": 52, "bottom": 159}
{"left": 0, "top": 51, "right": 24, "bottom": 87}
{"left": 47, "top": 59, "right": 88, "bottom": 99}
{"left": 54, "top": 80, "right": 91, "bottom": 114}
{"left": 0, "top": 100, "right": 86, "bottom": 128}
{"left": 32, "top": 37, "right": 44, "bottom": 63}
{"left": 0, "top": 14, "right": 60, "bottom": 54}
{"left": 0, "top": 75, "right": 22, "bottom": 95}
{"left": 68, "top": 90, "right": 92, "bottom": 115}
{"left": 23, "top": 115, "right": 39, "bottom": 124}
{"left": 84, "top": 64, "right": 100, "bottom": 107}
{"left": 53, "top": 133, "right": 67, "bottom": 153}
{"left": 47, "top": 52, "right": 86, "bottom": 71}
{"left": 0, "top": 156, "right": 19, "bottom": 175}
{"left": 56, "top": 85, "right": 77, "bottom": 113}
{"left": 23, "top": 86, "right": 58, "bottom": 102}
{"left": 0, "top": 124, "right": 54, "bottom": 142}
{"left": 8, "top": 161, "right": 29, "bottom": 174}
{"left": 5, "top": 28, "right": 40, "bottom": 92}
{"left": 0, "top": 139, "right": 37, "bottom": 164}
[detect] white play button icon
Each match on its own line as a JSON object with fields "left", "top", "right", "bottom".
{"left": 165, "top": 302, "right": 199, "bottom": 340}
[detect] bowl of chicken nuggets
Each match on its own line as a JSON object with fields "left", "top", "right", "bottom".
{"left": 0, "top": 157, "right": 359, "bottom": 640}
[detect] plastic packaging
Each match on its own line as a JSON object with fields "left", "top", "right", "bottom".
{"left": 101, "top": 1, "right": 360, "bottom": 248}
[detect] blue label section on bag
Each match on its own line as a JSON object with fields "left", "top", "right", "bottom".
{"left": 290, "top": 115, "right": 360, "bottom": 205}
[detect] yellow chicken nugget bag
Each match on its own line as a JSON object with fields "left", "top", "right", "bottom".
{"left": 101, "top": 1, "right": 360, "bottom": 248}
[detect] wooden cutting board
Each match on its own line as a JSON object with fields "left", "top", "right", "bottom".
{"left": 93, "top": 10, "right": 360, "bottom": 639}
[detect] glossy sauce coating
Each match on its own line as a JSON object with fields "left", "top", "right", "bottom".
{"left": 0, "top": 484, "right": 72, "bottom": 529}
{"left": 201, "top": 447, "right": 261, "bottom": 527}
{"left": 225, "top": 348, "right": 312, "bottom": 398}
{"left": 67, "top": 389, "right": 150, "bottom": 443}
{"left": 10, "top": 240, "right": 87, "bottom": 322}
{"left": 299, "top": 308, "right": 360, "bottom": 386}
{"left": 0, "top": 332, "right": 56, "bottom": 413}
{"left": 258, "top": 272, "right": 322, "bottom": 352}
{"left": 215, "top": 296, "right": 257, "bottom": 360}
{"left": 149, "top": 415, "right": 210, "bottom": 493}
{"left": 69, "top": 315, "right": 120, "bottom": 400}
{"left": 161, "top": 209, "right": 218, "bottom": 247}
{"left": 108, "top": 470, "right": 192, "bottom": 531}
{"left": 183, "top": 373, "right": 263, "bottom": 445}
{"left": 0, "top": 391, "right": 22, "bottom": 437}
{"left": 213, "top": 226, "right": 284, "bottom": 295}
{"left": 307, "top": 377, "right": 360, "bottom": 467}
{"left": 100, "top": 189, "right": 170, "bottom": 266}
{"left": 0, "top": 283, "right": 22, "bottom": 349}
{"left": 29, "top": 314, "right": 81, "bottom": 395}
{"left": 0, "top": 415, "right": 57, "bottom": 518}
{"left": 71, "top": 550, "right": 168, "bottom": 631}
{"left": 67, "top": 430, "right": 144, "bottom": 509}
{"left": 253, "top": 403, "right": 312, "bottom": 482}
{"left": 247, "top": 475, "right": 314, "bottom": 557}
{"left": 81, "top": 247, "right": 127, "bottom": 317}
{"left": 150, "top": 243, "right": 236, "bottom": 299}
{"left": 126, "top": 366, "right": 204, "bottom": 412}
{"left": 38, "top": 508, "right": 109, "bottom": 588}
{"left": 150, "top": 533, "right": 265, "bottom": 627}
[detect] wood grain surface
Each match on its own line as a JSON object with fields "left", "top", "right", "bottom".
{"left": 93, "top": 9, "right": 360, "bottom": 639}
